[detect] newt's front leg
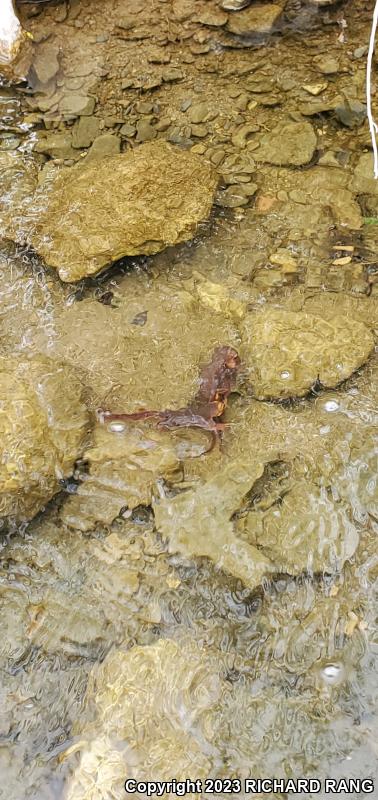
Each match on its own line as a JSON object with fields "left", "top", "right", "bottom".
{"left": 97, "top": 409, "right": 164, "bottom": 423}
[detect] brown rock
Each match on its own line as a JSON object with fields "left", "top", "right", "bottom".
{"left": 59, "top": 94, "right": 96, "bottom": 117}
{"left": 33, "top": 131, "right": 76, "bottom": 160}
{"left": 162, "top": 67, "right": 184, "bottom": 82}
{"left": 119, "top": 122, "right": 136, "bottom": 138}
{"left": 85, "top": 133, "right": 121, "bottom": 161}
{"left": 227, "top": 4, "right": 282, "bottom": 35}
{"left": 172, "top": 0, "right": 195, "bottom": 21}
{"left": 72, "top": 115, "right": 100, "bottom": 148}
{"left": 254, "top": 121, "right": 317, "bottom": 166}
{"left": 313, "top": 54, "right": 339, "bottom": 75}
{"left": 188, "top": 102, "right": 217, "bottom": 123}
{"left": 136, "top": 119, "right": 157, "bottom": 141}
{"left": 30, "top": 43, "right": 60, "bottom": 85}
{"left": 196, "top": 7, "right": 228, "bottom": 26}
{"left": 190, "top": 124, "right": 208, "bottom": 138}
{"left": 29, "top": 141, "right": 218, "bottom": 281}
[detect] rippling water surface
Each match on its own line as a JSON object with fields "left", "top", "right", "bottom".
{"left": 0, "top": 1, "right": 377, "bottom": 798}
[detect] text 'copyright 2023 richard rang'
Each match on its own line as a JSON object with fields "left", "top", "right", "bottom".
{"left": 124, "top": 777, "right": 375, "bottom": 796}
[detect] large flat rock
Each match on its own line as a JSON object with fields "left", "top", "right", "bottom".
{"left": 254, "top": 121, "right": 317, "bottom": 166}
{"left": 29, "top": 141, "right": 217, "bottom": 282}
{"left": 241, "top": 308, "right": 374, "bottom": 399}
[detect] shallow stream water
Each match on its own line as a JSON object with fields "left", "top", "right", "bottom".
{"left": 0, "top": 1, "right": 377, "bottom": 799}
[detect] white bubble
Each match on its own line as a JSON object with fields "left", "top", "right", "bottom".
{"left": 280, "top": 370, "right": 291, "bottom": 380}
{"left": 108, "top": 421, "right": 126, "bottom": 433}
{"left": 323, "top": 399, "right": 340, "bottom": 413}
{"left": 321, "top": 662, "right": 345, "bottom": 685}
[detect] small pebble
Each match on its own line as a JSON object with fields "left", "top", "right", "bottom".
{"left": 353, "top": 45, "right": 368, "bottom": 59}
{"left": 302, "top": 82, "right": 328, "bottom": 96}
{"left": 332, "top": 256, "right": 352, "bottom": 266}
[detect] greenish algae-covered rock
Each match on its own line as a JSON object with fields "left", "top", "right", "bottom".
{"left": 61, "top": 422, "right": 181, "bottom": 532}
{"left": 153, "top": 459, "right": 276, "bottom": 590}
{"left": 66, "top": 639, "right": 220, "bottom": 800}
{"left": 29, "top": 140, "right": 218, "bottom": 282}
{"left": 65, "top": 633, "right": 351, "bottom": 800}
{"left": 241, "top": 308, "right": 375, "bottom": 399}
{"left": 242, "top": 478, "right": 359, "bottom": 575}
{"left": 0, "top": 356, "right": 88, "bottom": 522}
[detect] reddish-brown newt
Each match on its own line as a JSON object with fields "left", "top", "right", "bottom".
{"left": 99, "top": 345, "right": 241, "bottom": 453}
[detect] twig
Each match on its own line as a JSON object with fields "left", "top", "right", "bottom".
{"left": 367, "top": 0, "right": 378, "bottom": 178}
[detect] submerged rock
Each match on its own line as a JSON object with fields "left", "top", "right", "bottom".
{"left": 61, "top": 423, "right": 181, "bottom": 532}
{"left": 254, "top": 121, "right": 317, "bottom": 166}
{"left": 0, "top": 357, "right": 88, "bottom": 522}
{"left": 191, "top": 272, "right": 247, "bottom": 319}
{"left": 243, "top": 478, "right": 359, "bottom": 575}
{"left": 153, "top": 459, "right": 276, "bottom": 590}
{"left": 241, "top": 308, "right": 374, "bottom": 399}
{"left": 216, "top": 182, "right": 257, "bottom": 207}
{"left": 29, "top": 141, "right": 217, "bottom": 281}
{"left": 44, "top": 288, "right": 239, "bottom": 417}
{"left": 66, "top": 639, "right": 223, "bottom": 800}
{"left": 0, "top": 150, "right": 38, "bottom": 242}
{"left": 65, "top": 633, "right": 347, "bottom": 800}
{"left": 283, "top": 166, "right": 362, "bottom": 229}
{"left": 332, "top": 431, "right": 378, "bottom": 521}
{"left": 33, "top": 131, "right": 77, "bottom": 160}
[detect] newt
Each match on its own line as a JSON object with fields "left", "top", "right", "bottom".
{"left": 98, "top": 345, "right": 241, "bottom": 453}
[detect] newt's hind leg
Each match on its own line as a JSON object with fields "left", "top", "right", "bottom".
{"left": 203, "top": 421, "right": 232, "bottom": 453}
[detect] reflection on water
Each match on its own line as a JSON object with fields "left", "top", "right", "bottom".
{"left": 0, "top": 0, "right": 377, "bottom": 798}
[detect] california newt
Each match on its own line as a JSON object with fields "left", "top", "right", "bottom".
{"left": 99, "top": 345, "right": 241, "bottom": 453}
